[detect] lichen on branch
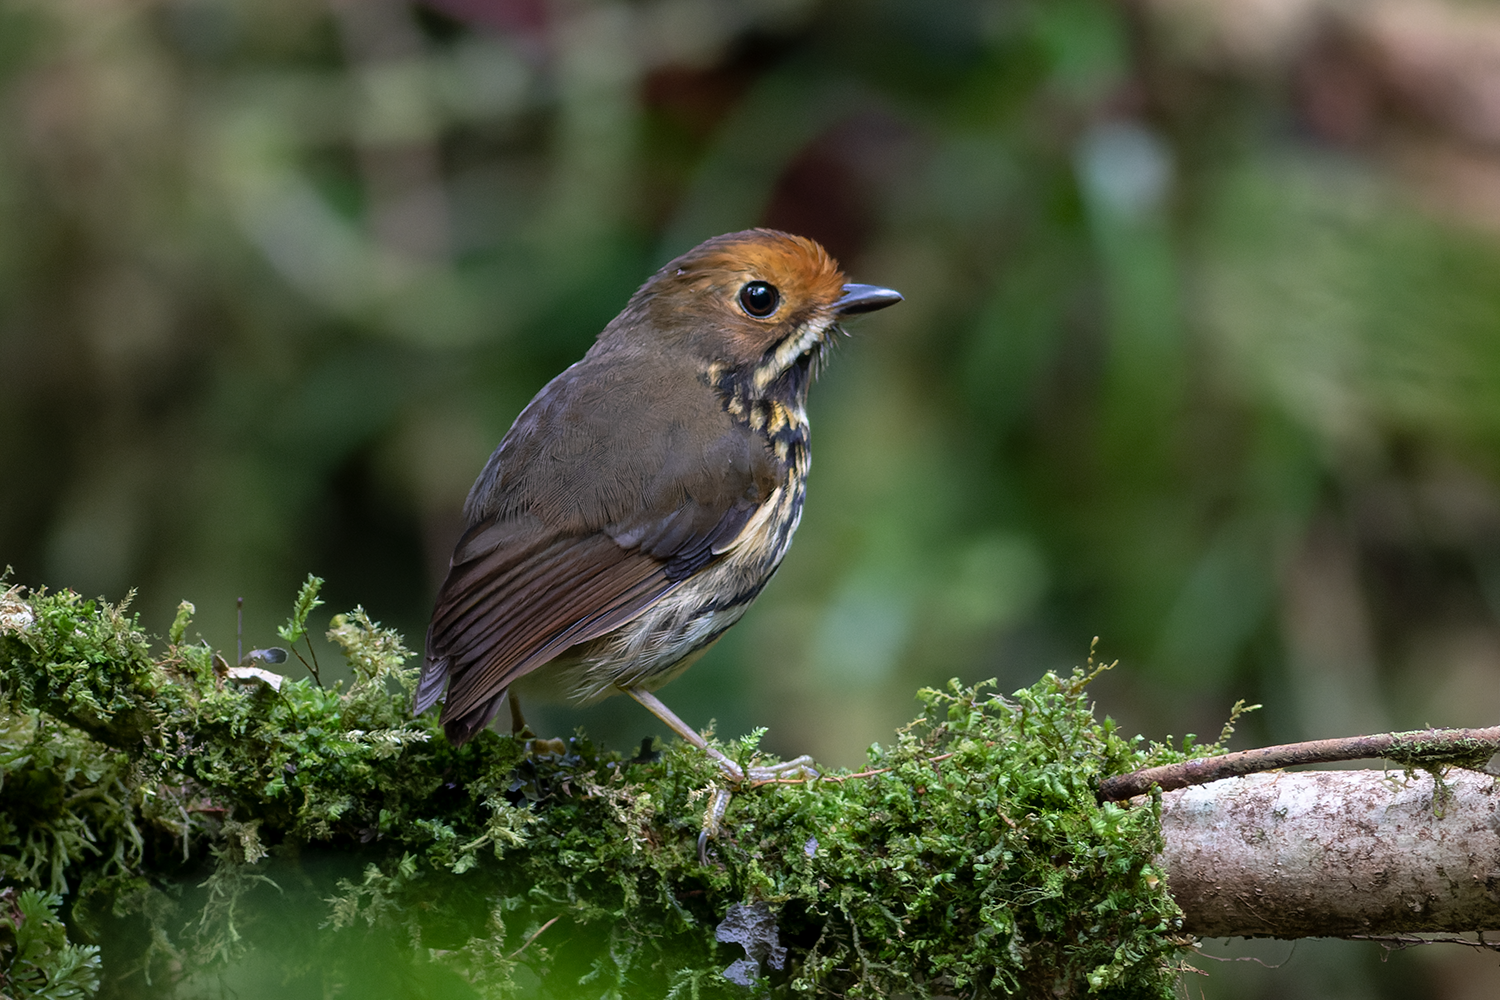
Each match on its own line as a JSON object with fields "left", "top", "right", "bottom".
{"left": 0, "top": 581, "right": 1187, "bottom": 999}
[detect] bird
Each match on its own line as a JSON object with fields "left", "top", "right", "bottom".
{"left": 413, "top": 228, "right": 902, "bottom": 783}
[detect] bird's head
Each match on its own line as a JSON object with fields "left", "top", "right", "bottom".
{"left": 603, "top": 229, "right": 902, "bottom": 395}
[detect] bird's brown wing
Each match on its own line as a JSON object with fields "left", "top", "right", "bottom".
{"left": 417, "top": 350, "right": 781, "bottom": 744}
{"left": 422, "top": 495, "right": 764, "bottom": 743}
{"left": 419, "top": 515, "right": 671, "bottom": 742}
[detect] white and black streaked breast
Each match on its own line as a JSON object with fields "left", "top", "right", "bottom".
{"left": 555, "top": 354, "right": 817, "bottom": 702}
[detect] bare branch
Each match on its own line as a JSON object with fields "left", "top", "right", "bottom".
{"left": 1100, "top": 726, "right": 1500, "bottom": 801}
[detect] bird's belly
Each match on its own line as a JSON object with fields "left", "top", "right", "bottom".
{"left": 554, "top": 480, "right": 804, "bottom": 703}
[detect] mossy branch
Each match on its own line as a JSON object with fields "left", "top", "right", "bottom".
{"left": 0, "top": 582, "right": 1186, "bottom": 999}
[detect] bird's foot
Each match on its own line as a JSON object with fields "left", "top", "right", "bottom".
{"left": 701, "top": 748, "right": 820, "bottom": 786}
{"left": 621, "top": 686, "right": 822, "bottom": 860}
{"left": 746, "top": 755, "right": 819, "bottom": 784}
{"left": 695, "top": 754, "right": 820, "bottom": 864}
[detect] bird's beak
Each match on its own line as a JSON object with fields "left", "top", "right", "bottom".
{"left": 834, "top": 283, "right": 903, "bottom": 316}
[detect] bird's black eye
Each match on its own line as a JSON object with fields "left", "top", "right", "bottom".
{"left": 738, "top": 281, "right": 780, "bottom": 318}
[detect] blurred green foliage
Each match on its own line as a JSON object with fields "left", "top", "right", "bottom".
{"left": 5, "top": 0, "right": 1500, "bottom": 994}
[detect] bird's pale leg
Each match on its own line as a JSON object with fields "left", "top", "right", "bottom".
{"left": 624, "top": 687, "right": 745, "bottom": 781}
{"left": 624, "top": 687, "right": 820, "bottom": 784}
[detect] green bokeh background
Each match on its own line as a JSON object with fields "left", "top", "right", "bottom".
{"left": 4, "top": 0, "right": 1500, "bottom": 994}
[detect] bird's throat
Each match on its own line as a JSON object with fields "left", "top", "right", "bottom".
{"left": 704, "top": 359, "right": 812, "bottom": 470}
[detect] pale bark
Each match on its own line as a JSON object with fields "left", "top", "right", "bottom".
{"left": 1160, "top": 770, "right": 1500, "bottom": 938}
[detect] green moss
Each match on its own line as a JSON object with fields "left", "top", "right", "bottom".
{"left": 1384, "top": 732, "right": 1499, "bottom": 774}
{"left": 0, "top": 582, "right": 1188, "bottom": 998}
{"left": 0, "top": 887, "right": 102, "bottom": 999}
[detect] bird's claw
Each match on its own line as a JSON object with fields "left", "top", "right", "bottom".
{"left": 697, "top": 786, "right": 733, "bottom": 864}
{"left": 746, "top": 754, "right": 819, "bottom": 783}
